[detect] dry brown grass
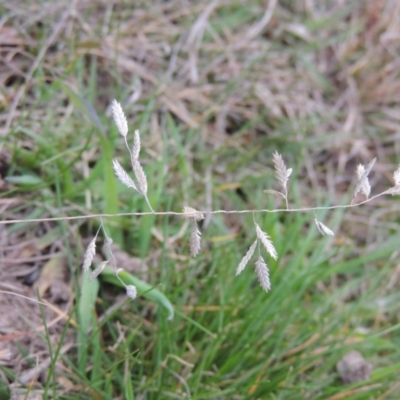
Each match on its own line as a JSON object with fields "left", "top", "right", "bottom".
{"left": 1, "top": 1, "right": 399, "bottom": 139}
{"left": 2, "top": 1, "right": 400, "bottom": 201}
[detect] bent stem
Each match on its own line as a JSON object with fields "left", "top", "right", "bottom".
{"left": 144, "top": 195, "right": 154, "bottom": 213}
{"left": 0, "top": 188, "right": 395, "bottom": 226}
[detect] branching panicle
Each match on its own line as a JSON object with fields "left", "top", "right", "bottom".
{"left": 111, "top": 114, "right": 153, "bottom": 211}
{"left": 75, "top": 103, "right": 398, "bottom": 296}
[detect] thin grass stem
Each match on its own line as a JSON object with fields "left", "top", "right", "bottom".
{"left": 0, "top": 189, "right": 392, "bottom": 225}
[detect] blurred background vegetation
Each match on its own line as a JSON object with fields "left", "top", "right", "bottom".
{"left": 1, "top": 0, "right": 400, "bottom": 399}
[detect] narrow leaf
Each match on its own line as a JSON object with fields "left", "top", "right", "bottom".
{"left": 78, "top": 270, "right": 99, "bottom": 335}
{"left": 5, "top": 175, "right": 42, "bottom": 185}
{"left": 101, "top": 267, "right": 174, "bottom": 320}
{"left": 60, "top": 82, "right": 106, "bottom": 135}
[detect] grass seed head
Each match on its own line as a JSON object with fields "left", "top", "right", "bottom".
{"left": 126, "top": 285, "right": 137, "bottom": 300}
{"left": 183, "top": 206, "right": 204, "bottom": 221}
{"left": 111, "top": 99, "right": 128, "bottom": 137}
{"left": 255, "top": 255, "right": 271, "bottom": 292}
{"left": 82, "top": 237, "right": 97, "bottom": 273}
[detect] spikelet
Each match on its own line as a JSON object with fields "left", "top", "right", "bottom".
{"left": 131, "top": 159, "right": 148, "bottom": 195}
{"left": 89, "top": 260, "right": 108, "bottom": 281}
{"left": 182, "top": 206, "right": 205, "bottom": 221}
{"left": 129, "top": 129, "right": 146, "bottom": 193}
{"left": 354, "top": 158, "right": 376, "bottom": 199}
{"left": 255, "top": 223, "right": 278, "bottom": 260}
{"left": 126, "top": 285, "right": 137, "bottom": 300}
{"left": 102, "top": 237, "right": 113, "bottom": 259}
{"left": 388, "top": 165, "right": 400, "bottom": 195}
{"left": 272, "top": 151, "right": 292, "bottom": 192}
{"left": 82, "top": 236, "right": 97, "bottom": 272}
{"left": 132, "top": 130, "right": 141, "bottom": 160}
{"left": 356, "top": 165, "right": 371, "bottom": 199}
{"left": 236, "top": 240, "right": 257, "bottom": 275}
{"left": 112, "top": 159, "right": 137, "bottom": 191}
{"left": 111, "top": 99, "right": 128, "bottom": 137}
{"left": 314, "top": 218, "right": 335, "bottom": 236}
{"left": 189, "top": 223, "right": 202, "bottom": 257}
{"left": 255, "top": 255, "right": 271, "bottom": 292}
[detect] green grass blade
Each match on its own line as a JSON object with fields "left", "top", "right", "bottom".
{"left": 77, "top": 275, "right": 99, "bottom": 370}
{"left": 100, "top": 267, "right": 174, "bottom": 321}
